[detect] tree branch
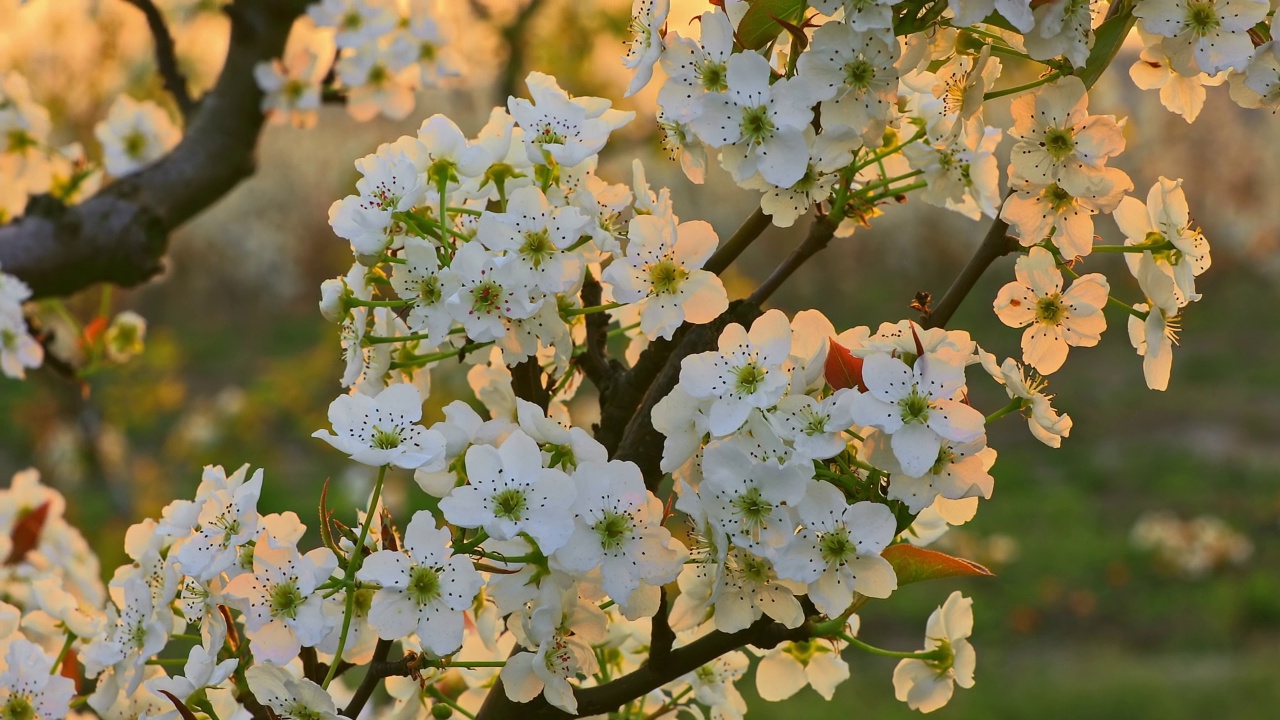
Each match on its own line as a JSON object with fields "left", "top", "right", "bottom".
{"left": 703, "top": 207, "right": 771, "bottom": 275}
{"left": 0, "top": 0, "right": 307, "bottom": 299}
{"left": 747, "top": 213, "right": 839, "bottom": 307}
{"left": 920, "top": 211, "right": 1018, "bottom": 329}
{"left": 341, "top": 639, "right": 399, "bottom": 718}
{"left": 122, "top": 0, "right": 196, "bottom": 118}
{"left": 576, "top": 272, "right": 625, "bottom": 402}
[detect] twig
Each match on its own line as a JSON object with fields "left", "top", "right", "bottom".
{"left": 703, "top": 207, "right": 772, "bottom": 275}
{"left": 746, "top": 213, "right": 840, "bottom": 306}
{"left": 649, "top": 588, "right": 675, "bottom": 665}
{"left": 122, "top": 0, "right": 196, "bottom": 118}
{"left": 341, "top": 639, "right": 398, "bottom": 718}
{"left": 576, "top": 273, "right": 625, "bottom": 401}
{"left": 921, "top": 211, "right": 1019, "bottom": 329}
{"left": 496, "top": 0, "right": 547, "bottom": 103}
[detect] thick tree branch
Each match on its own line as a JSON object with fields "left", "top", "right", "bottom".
{"left": 703, "top": 207, "right": 771, "bottom": 275}
{"left": 341, "top": 639, "right": 398, "bottom": 718}
{"left": 0, "top": 0, "right": 307, "bottom": 299}
{"left": 123, "top": 0, "right": 196, "bottom": 118}
{"left": 576, "top": 272, "right": 625, "bottom": 402}
{"left": 921, "top": 211, "right": 1018, "bottom": 329}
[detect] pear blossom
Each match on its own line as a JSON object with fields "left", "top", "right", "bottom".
{"left": 172, "top": 468, "right": 262, "bottom": 581}
{"left": 678, "top": 309, "right": 794, "bottom": 437}
{"left": 1023, "top": 0, "right": 1095, "bottom": 67}
{"left": 0, "top": 310, "right": 41, "bottom": 380}
{"left": 903, "top": 125, "right": 1003, "bottom": 220}
{"left": 699, "top": 440, "right": 811, "bottom": 552}
{"left": 767, "top": 390, "right": 858, "bottom": 461}
{"left": 502, "top": 583, "right": 606, "bottom": 714}
{"left": 657, "top": 11, "right": 734, "bottom": 123}
{"left": 438, "top": 429, "right": 576, "bottom": 553}
{"left": 356, "top": 510, "right": 483, "bottom": 654}
{"left": 978, "top": 352, "right": 1073, "bottom": 447}
{"left": 444, "top": 241, "right": 542, "bottom": 342}
{"left": 94, "top": 96, "right": 180, "bottom": 177}
{"left": 949, "top": 0, "right": 1034, "bottom": 31}
{"left": 797, "top": 23, "right": 899, "bottom": 147}
{"left": 144, "top": 645, "right": 238, "bottom": 720}
{"left": 509, "top": 72, "right": 634, "bottom": 168}
{"left": 623, "top": 0, "right": 670, "bottom": 97}
{"left": 313, "top": 383, "right": 447, "bottom": 469}
{"left": 906, "top": 48, "right": 1002, "bottom": 141}
{"left": 1129, "top": 32, "right": 1227, "bottom": 123}
{"left": 104, "top": 311, "right": 147, "bottom": 364}
{"left": 476, "top": 186, "right": 589, "bottom": 294}
{"left": 893, "top": 591, "right": 976, "bottom": 713}
{"left": 307, "top": 0, "right": 397, "bottom": 49}
{"left": 0, "top": 639, "right": 76, "bottom": 720}
{"left": 223, "top": 535, "right": 338, "bottom": 665}
{"left": 1229, "top": 41, "right": 1280, "bottom": 109}
{"left": 1008, "top": 77, "right": 1126, "bottom": 189}
{"left": 1114, "top": 177, "right": 1210, "bottom": 313}
{"left": 388, "top": 3, "right": 454, "bottom": 88}
{"left": 993, "top": 247, "right": 1109, "bottom": 375}
{"left": 710, "top": 544, "right": 806, "bottom": 633}
{"left": 864, "top": 429, "right": 995, "bottom": 513}
{"left": 736, "top": 129, "right": 859, "bottom": 228}
{"left": 778, "top": 482, "right": 898, "bottom": 615}
{"left": 999, "top": 166, "right": 1132, "bottom": 258}
{"left": 755, "top": 636, "right": 852, "bottom": 702}
{"left": 327, "top": 146, "right": 425, "bottom": 260}
{"left": 603, "top": 213, "right": 728, "bottom": 340}
{"left": 688, "top": 52, "right": 816, "bottom": 188}
{"left": 80, "top": 575, "right": 170, "bottom": 692}
{"left": 254, "top": 29, "right": 334, "bottom": 129}
{"left": 684, "top": 650, "right": 749, "bottom": 720}
{"left": 850, "top": 351, "right": 986, "bottom": 478}
{"left": 336, "top": 42, "right": 417, "bottom": 122}
{"left": 810, "top": 0, "right": 895, "bottom": 36}
{"left": 388, "top": 237, "right": 459, "bottom": 347}
{"left": 1129, "top": 302, "right": 1180, "bottom": 391}
{"left": 553, "top": 460, "right": 685, "bottom": 616}
{"left": 245, "top": 664, "right": 342, "bottom": 720}
{"left": 1134, "top": 0, "right": 1269, "bottom": 75}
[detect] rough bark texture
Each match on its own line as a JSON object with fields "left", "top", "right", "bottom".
{"left": 0, "top": 0, "right": 306, "bottom": 299}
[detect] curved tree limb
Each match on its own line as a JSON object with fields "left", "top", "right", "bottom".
{"left": 0, "top": 0, "right": 307, "bottom": 299}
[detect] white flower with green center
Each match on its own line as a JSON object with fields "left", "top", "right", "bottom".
{"left": 1114, "top": 176, "right": 1211, "bottom": 314}
{"left": 689, "top": 51, "right": 817, "bottom": 188}
{"left": 1009, "top": 76, "right": 1126, "bottom": 190}
{"left": 994, "top": 247, "right": 1109, "bottom": 375}
{"left": 313, "top": 383, "right": 447, "bottom": 470}
{"left": 892, "top": 591, "right": 976, "bottom": 713}
{"left": 755, "top": 635, "right": 852, "bottom": 702}
{"left": 328, "top": 146, "right": 425, "bottom": 260}
{"left": 711, "top": 545, "right": 806, "bottom": 633}
{"left": 307, "top": 0, "right": 397, "bottom": 49}
{"left": 444, "top": 241, "right": 542, "bottom": 342}
{"left": 798, "top": 24, "right": 899, "bottom": 147}
{"left": 1024, "top": 0, "right": 1095, "bottom": 67}
{"left": 603, "top": 212, "right": 728, "bottom": 340}
{"left": 1129, "top": 30, "right": 1228, "bottom": 123}
{"left": 223, "top": 534, "right": 338, "bottom": 666}
{"left": 777, "top": 482, "right": 898, "bottom": 616}
{"left": 335, "top": 41, "right": 417, "bottom": 122}
{"left": 553, "top": 459, "right": 685, "bottom": 615}
{"left": 0, "top": 313, "right": 41, "bottom": 381}
{"left": 978, "top": 351, "right": 1074, "bottom": 448}
{"left": 356, "top": 510, "right": 483, "bottom": 654}
{"left": 390, "top": 237, "right": 459, "bottom": 347}
{"left": 679, "top": 309, "right": 795, "bottom": 436}
{"left": 80, "top": 576, "right": 169, "bottom": 693}
{"left": 1000, "top": 165, "right": 1133, "bottom": 259}
{"left": 0, "top": 639, "right": 75, "bottom": 720}
{"left": 410, "top": 114, "right": 491, "bottom": 204}
{"left": 849, "top": 349, "right": 986, "bottom": 477}
{"left": 683, "top": 650, "right": 749, "bottom": 719}
{"left": 508, "top": 72, "right": 634, "bottom": 168}
{"left": 657, "top": 10, "right": 734, "bottom": 122}
{"left": 93, "top": 95, "right": 180, "bottom": 177}
{"left": 623, "top": 0, "right": 670, "bottom": 97}
{"left": 145, "top": 644, "right": 239, "bottom": 720}
{"left": 246, "top": 664, "right": 342, "bottom": 720}
{"left": 902, "top": 124, "right": 1004, "bottom": 221}
{"left": 476, "top": 186, "right": 588, "bottom": 294}
{"left": 865, "top": 428, "right": 996, "bottom": 513}
{"left": 736, "top": 128, "right": 860, "bottom": 228}
{"left": 811, "top": 0, "right": 895, "bottom": 35}
{"left": 700, "top": 439, "right": 811, "bottom": 553}
{"left": 173, "top": 468, "right": 263, "bottom": 582}
{"left": 1230, "top": 41, "right": 1280, "bottom": 110}
{"left": 439, "top": 429, "right": 577, "bottom": 553}
{"left": 949, "top": 0, "right": 1033, "bottom": 31}
{"left": 1135, "top": 0, "right": 1268, "bottom": 74}
{"left": 767, "top": 389, "right": 858, "bottom": 462}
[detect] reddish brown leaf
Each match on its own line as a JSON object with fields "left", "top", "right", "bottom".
{"left": 6, "top": 502, "right": 50, "bottom": 566}
{"left": 159, "top": 691, "right": 201, "bottom": 720}
{"left": 883, "top": 544, "right": 994, "bottom": 586}
{"left": 825, "top": 338, "right": 867, "bottom": 392}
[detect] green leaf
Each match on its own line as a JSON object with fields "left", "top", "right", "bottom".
{"left": 883, "top": 543, "right": 994, "bottom": 586}
{"left": 1077, "top": 5, "right": 1137, "bottom": 90}
{"left": 738, "top": 0, "right": 808, "bottom": 50}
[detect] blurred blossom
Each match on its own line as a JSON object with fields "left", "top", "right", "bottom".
{"left": 1131, "top": 511, "right": 1253, "bottom": 579}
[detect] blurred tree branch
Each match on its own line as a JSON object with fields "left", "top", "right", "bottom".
{"left": 122, "top": 0, "right": 196, "bottom": 118}
{"left": 0, "top": 0, "right": 307, "bottom": 299}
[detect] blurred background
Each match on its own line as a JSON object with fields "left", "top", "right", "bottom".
{"left": 1, "top": 1, "right": 1278, "bottom": 718}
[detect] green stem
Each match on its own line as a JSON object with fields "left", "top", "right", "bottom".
{"left": 865, "top": 180, "right": 929, "bottom": 203}
{"left": 984, "top": 71, "right": 1064, "bottom": 101}
{"left": 427, "top": 686, "right": 477, "bottom": 719}
{"left": 322, "top": 464, "right": 387, "bottom": 689}
{"left": 840, "top": 632, "right": 946, "bottom": 661}
{"left": 858, "top": 169, "right": 924, "bottom": 196}
{"left": 985, "top": 397, "right": 1026, "bottom": 423}
{"left": 348, "top": 298, "right": 412, "bottom": 308}
{"left": 49, "top": 631, "right": 75, "bottom": 674}
{"left": 1090, "top": 242, "right": 1174, "bottom": 254}
{"left": 564, "top": 302, "right": 622, "bottom": 317}
{"left": 853, "top": 128, "right": 926, "bottom": 172}
{"left": 390, "top": 340, "right": 494, "bottom": 369}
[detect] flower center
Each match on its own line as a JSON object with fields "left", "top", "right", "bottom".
{"left": 492, "top": 488, "right": 527, "bottom": 521}
{"left": 408, "top": 565, "right": 441, "bottom": 605}
{"left": 648, "top": 259, "right": 687, "bottom": 294}
{"left": 417, "top": 275, "right": 442, "bottom": 305}
{"left": 698, "top": 60, "right": 728, "bottom": 93}
{"left": 731, "top": 487, "right": 772, "bottom": 534}
{"left": 844, "top": 57, "right": 876, "bottom": 91}
{"left": 371, "top": 425, "right": 402, "bottom": 449}
{"left": 1185, "top": 1, "right": 1221, "bottom": 32}
{"left": 520, "top": 229, "right": 556, "bottom": 267}
{"left": 900, "top": 387, "right": 931, "bottom": 423}
{"left": 1035, "top": 295, "right": 1066, "bottom": 325}
{"left": 470, "top": 280, "right": 505, "bottom": 315}
{"left": 285, "top": 701, "right": 326, "bottom": 720}
{"left": 740, "top": 106, "right": 775, "bottom": 145}
{"left": 819, "top": 527, "right": 855, "bottom": 565}
{"left": 534, "top": 123, "right": 565, "bottom": 146}
{"left": 1043, "top": 127, "right": 1075, "bottom": 161}
{"left": 2, "top": 695, "right": 35, "bottom": 720}
{"left": 269, "top": 579, "right": 305, "bottom": 620}
{"left": 123, "top": 130, "right": 148, "bottom": 159}
{"left": 733, "top": 362, "right": 767, "bottom": 395}
{"left": 1042, "top": 183, "right": 1075, "bottom": 213}
{"left": 593, "top": 511, "right": 633, "bottom": 551}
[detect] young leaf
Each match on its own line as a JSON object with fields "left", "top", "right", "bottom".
{"left": 738, "top": 0, "right": 808, "bottom": 50}
{"left": 883, "top": 543, "right": 994, "bottom": 586}
{"left": 825, "top": 338, "right": 867, "bottom": 392}
{"left": 5, "top": 501, "right": 50, "bottom": 565}
{"left": 158, "top": 691, "right": 201, "bottom": 720}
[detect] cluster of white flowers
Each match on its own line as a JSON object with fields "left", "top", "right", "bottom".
{"left": 258, "top": 0, "right": 454, "bottom": 125}
{"left": 1, "top": 0, "right": 1271, "bottom": 717}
